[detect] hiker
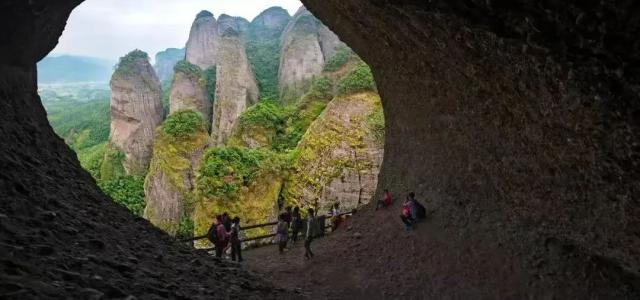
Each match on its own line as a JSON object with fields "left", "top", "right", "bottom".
{"left": 216, "top": 215, "right": 229, "bottom": 258}
{"left": 230, "top": 217, "right": 243, "bottom": 262}
{"left": 400, "top": 198, "right": 414, "bottom": 231}
{"left": 207, "top": 215, "right": 220, "bottom": 250}
{"left": 330, "top": 203, "right": 342, "bottom": 231}
{"left": 290, "top": 206, "right": 303, "bottom": 244}
{"left": 275, "top": 214, "right": 289, "bottom": 254}
{"left": 407, "top": 192, "right": 426, "bottom": 220}
{"left": 376, "top": 189, "right": 393, "bottom": 210}
{"left": 222, "top": 212, "right": 232, "bottom": 231}
{"left": 304, "top": 208, "right": 315, "bottom": 259}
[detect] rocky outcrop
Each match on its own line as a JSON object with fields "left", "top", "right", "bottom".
{"left": 250, "top": 6, "right": 291, "bottom": 34}
{"left": 185, "top": 10, "right": 219, "bottom": 69}
{"left": 103, "top": 50, "right": 163, "bottom": 177}
{"left": 217, "top": 14, "right": 249, "bottom": 36}
{"left": 283, "top": 92, "right": 383, "bottom": 213}
{"left": 210, "top": 32, "right": 259, "bottom": 146}
{"left": 245, "top": 7, "right": 291, "bottom": 99}
{"left": 154, "top": 48, "right": 185, "bottom": 83}
{"left": 144, "top": 111, "right": 209, "bottom": 236}
{"left": 168, "top": 61, "right": 210, "bottom": 124}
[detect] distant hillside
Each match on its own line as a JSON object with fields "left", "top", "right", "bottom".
{"left": 37, "top": 55, "right": 115, "bottom": 83}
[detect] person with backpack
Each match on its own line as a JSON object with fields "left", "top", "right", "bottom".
{"left": 408, "top": 192, "right": 426, "bottom": 220}
{"left": 290, "top": 206, "right": 303, "bottom": 244}
{"left": 376, "top": 189, "right": 394, "bottom": 210}
{"left": 215, "top": 215, "right": 229, "bottom": 258}
{"left": 230, "top": 217, "right": 243, "bottom": 262}
{"left": 207, "top": 215, "right": 220, "bottom": 250}
{"left": 304, "top": 208, "right": 315, "bottom": 259}
{"left": 400, "top": 198, "right": 414, "bottom": 231}
{"left": 274, "top": 214, "right": 289, "bottom": 254}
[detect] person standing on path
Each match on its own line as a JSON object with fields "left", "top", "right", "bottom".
{"left": 275, "top": 214, "right": 289, "bottom": 254}
{"left": 290, "top": 206, "right": 303, "bottom": 244}
{"left": 230, "top": 217, "right": 243, "bottom": 262}
{"left": 304, "top": 208, "right": 315, "bottom": 259}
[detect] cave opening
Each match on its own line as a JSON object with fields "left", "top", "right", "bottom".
{"left": 37, "top": 0, "right": 386, "bottom": 244}
{"left": 1, "top": 0, "right": 639, "bottom": 298}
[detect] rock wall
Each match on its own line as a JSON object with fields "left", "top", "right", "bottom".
{"left": 168, "top": 64, "right": 210, "bottom": 124}
{"left": 217, "top": 14, "right": 249, "bottom": 36}
{"left": 251, "top": 6, "right": 291, "bottom": 32}
{"left": 303, "top": 0, "right": 640, "bottom": 297}
{"left": 105, "top": 50, "right": 163, "bottom": 177}
{"left": 283, "top": 92, "right": 383, "bottom": 213}
{"left": 210, "top": 33, "right": 259, "bottom": 146}
{"left": 185, "top": 10, "right": 218, "bottom": 69}
{"left": 154, "top": 48, "right": 185, "bottom": 83}
{"left": 0, "top": 1, "right": 288, "bottom": 298}
{"left": 278, "top": 7, "right": 344, "bottom": 103}
{"left": 144, "top": 113, "right": 209, "bottom": 236}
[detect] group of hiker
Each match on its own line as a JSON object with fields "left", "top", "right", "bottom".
{"left": 275, "top": 206, "right": 316, "bottom": 259}
{"left": 377, "top": 189, "right": 427, "bottom": 230}
{"left": 207, "top": 213, "right": 243, "bottom": 262}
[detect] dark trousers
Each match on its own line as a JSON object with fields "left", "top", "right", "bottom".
{"left": 291, "top": 227, "right": 300, "bottom": 243}
{"left": 304, "top": 238, "right": 314, "bottom": 258}
{"left": 215, "top": 241, "right": 223, "bottom": 258}
{"left": 231, "top": 241, "right": 242, "bottom": 262}
{"left": 400, "top": 215, "right": 413, "bottom": 228}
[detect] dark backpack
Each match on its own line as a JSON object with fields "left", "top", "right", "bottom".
{"left": 415, "top": 200, "right": 426, "bottom": 219}
{"left": 207, "top": 223, "right": 218, "bottom": 244}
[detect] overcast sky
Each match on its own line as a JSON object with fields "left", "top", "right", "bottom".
{"left": 50, "top": 0, "right": 302, "bottom": 62}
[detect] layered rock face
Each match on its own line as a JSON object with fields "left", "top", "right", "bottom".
{"left": 217, "top": 14, "right": 249, "bottom": 36}
{"left": 0, "top": 1, "right": 290, "bottom": 298}
{"left": 168, "top": 62, "right": 210, "bottom": 124}
{"left": 302, "top": 0, "right": 640, "bottom": 297}
{"left": 185, "top": 11, "right": 219, "bottom": 69}
{"left": 154, "top": 48, "right": 185, "bottom": 83}
{"left": 284, "top": 92, "right": 383, "bottom": 212}
{"left": 278, "top": 8, "right": 324, "bottom": 102}
{"left": 251, "top": 6, "right": 291, "bottom": 32}
{"left": 105, "top": 50, "right": 163, "bottom": 176}
{"left": 210, "top": 33, "right": 259, "bottom": 145}
{"left": 144, "top": 112, "right": 209, "bottom": 235}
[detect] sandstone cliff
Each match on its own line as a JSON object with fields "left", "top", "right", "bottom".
{"left": 102, "top": 50, "right": 163, "bottom": 178}
{"left": 217, "top": 14, "right": 249, "bottom": 36}
{"left": 144, "top": 110, "right": 209, "bottom": 236}
{"left": 168, "top": 61, "right": 210, "bottom": 125}
{"left": 283, "top": 92, "right": 383, "bottom": 213}
{"left": 245, "top": 7, "right": 291, "bottom": 98}
{"left": 210, "top": 32, "right": 259, "bottom": 146}
{"left": 278, "top": 7, "right": 344, "bottom": 103}
{"left": 154, "top": 48, "right": 185, "bottom": 83}
{"left": 185, "top": 10, "right": 218, "bottom": 69}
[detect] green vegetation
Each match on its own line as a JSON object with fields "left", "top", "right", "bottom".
{"left": 367, "top": 100, "right": 385, "bottom": 144}
{"left": 173, "top": 60, "right": 202, "bottom": 78}
{"left": 245, "top": 17, "right": 288, "bottom": 99}
{"left": 197, "top": 146, "right": 288, "bottom": 199}
{"left": 162, "top": 110, "right": 204, "bottom": 138}
{"left": 176, "top": 214, "right": 195, "bottom": 240}
{"left": 45, "top": 99, "right": 110, "bottom": 151}
{"left": 338, "top": 62, "right": 376, "bottom": 95}
{"left": 114, "top": 49, "right": 149, "bottom": 77}
{"left": 204, "top": 67, "right": 216, "bottom": 102}
{"left": 324, "top": 46, "right": 355, "bottom": 72}
{"left": 98, "top": 175, "right": 146, "bottom": 217}
{"left": 100, "top": 146, "right": 126, "bottom": 180}
{"left": 77, "top": 142, "right": 107, "bottom": 178}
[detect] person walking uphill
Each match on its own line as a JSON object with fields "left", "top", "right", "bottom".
{"left": 230, "top": 217, "right": 243, "bottom": 262}
{"left": 304, "top": 208, "right": 315, "bottom": 260}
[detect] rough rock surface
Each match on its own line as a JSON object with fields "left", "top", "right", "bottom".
{"left": 250, "top": 6, "right": 291, "bottom": 31}
{"left": 168, "top": 68, "right": 210, "bottom": 124}
{"left": 144, "top": 120, "right": 208, "bottom": 236}
{"left": 300, "top": 0, "right": 640, "bottom": 297}
{"left": 210, "top": 33, "right": 259, "bottom": 146}
{"left": 284, "top": 92, "right": 383, "bottom": 213}
{"left": 154, "top": 48, "right": 185, "bottom": 83}
{"left": 0, "top": 2, "right": 293, "bottom": 298}
{"left": 217, "top": 14, "right": 249, "bottom": 36}
{"left": 185, "top": 10, "right": 219, "bottom": 69}
{"left": 107, "top": 51, "right": 163, "bottom": 176}
{"left": 278, "top": 7, "right": 343, "bottom": 102}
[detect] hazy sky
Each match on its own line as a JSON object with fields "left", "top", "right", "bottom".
{"left": 50, "top": 0, "right": 302, "bottom": 62}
